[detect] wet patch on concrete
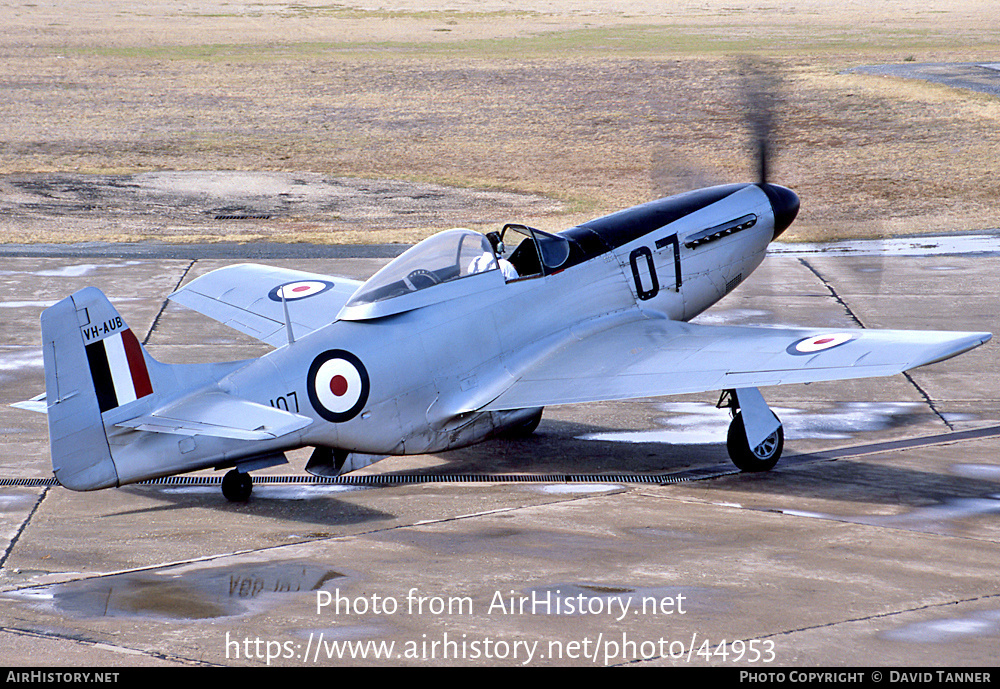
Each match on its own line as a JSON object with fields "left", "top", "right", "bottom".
{"left": 950, "top": 464, "right": 1000, "bottom": 480}
{"left": 847, "top": 63, "right": 1000, "bottom": 99}
{"left": 0, "top": 491, "right": 39, "bottom": 513}
{"left": 536, "top": 483, "right": 624, "bottom": 495}
{"left": 0, "top": 262, "right": 147, "bottom": 277}
{"left": 0, "top": 301, "right": 57, "bottom": 308}
{"left": 780, "top": 471, "right": 1000, "bottom": 536}
{"left": 155, "top": 484, "right": 366, "bottom": 500}
{"left": 881, "top": 609, "right": 1000, "bottom": 643}
{"left": 688, "top": 308, "right": 806, "bottom": 330}
{"left": 785, "top": 496, "right": 1000, "bottom": 524}
{"left": 5, "top": 559, "right": 346, "bottom": 620}
{"left": 773, "top": 232, "right": 1000, "bottom": 257}
{"left": 0, "top": 349, "right": 44, "bottom": 374}
{"left": 690, "top": 308, "right": 770, "bottom": 325}
{"left": 577, "top": 401, "right": 922, "bottom": 445}
{"left": 250, "top": 484, "right": 367, "bottom": 500}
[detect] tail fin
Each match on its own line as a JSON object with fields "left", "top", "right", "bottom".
{"left": 41, "top": 287, "right": 155, "bottom": 490}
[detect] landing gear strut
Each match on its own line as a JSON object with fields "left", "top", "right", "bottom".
{"left": 222, "top": 469, "right": 253, "bottom": 502}
{"left": 718, "top": 388, "right": 783, "bottom": 472}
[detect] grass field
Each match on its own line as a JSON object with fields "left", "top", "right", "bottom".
{"left": 1, "top": 1, "right": 998, "bottom": 243}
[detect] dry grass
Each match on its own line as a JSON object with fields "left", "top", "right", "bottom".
{"left": 1, "top": 1, "right": 999, "bottom": 243}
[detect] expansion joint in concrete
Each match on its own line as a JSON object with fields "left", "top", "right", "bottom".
{"left": 797, "top": 257, "right": 954, "bottom": 431}
{"left": 143, "top": 259, "right": 197, "bottom": 345}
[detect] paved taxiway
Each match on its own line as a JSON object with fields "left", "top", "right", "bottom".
{"left": 2, "top": 236, "right": 1000, "bottom": 667}
{"left": 849, "top": 62, "right": 1000, "bottom": 99}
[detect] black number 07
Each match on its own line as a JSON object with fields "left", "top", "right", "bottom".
{"left": 629, "top": 234, "right": 682, "bottom": 301}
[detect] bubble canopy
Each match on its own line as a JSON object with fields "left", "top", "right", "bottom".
{"left": 339, "top": 229, "right": 503, "bottom": 320}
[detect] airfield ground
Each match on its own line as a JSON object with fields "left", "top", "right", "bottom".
{"left": 2, "top": 0, "right": 1000, "bottom": 669}
{"left": 2, "top": 240, "right": 1000, "bottom": 667}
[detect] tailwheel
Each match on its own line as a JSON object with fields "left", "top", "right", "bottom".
{"left": 222, "top": 469, "right": 253, "bottom": 502}
{"left": 727, "top": 411, "right": 783, "bottom": 472}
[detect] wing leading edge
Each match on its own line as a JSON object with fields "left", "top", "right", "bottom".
{"left": 481, "top": 317, "right": 991, "bottom": 411}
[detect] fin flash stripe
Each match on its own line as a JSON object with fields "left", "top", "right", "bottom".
{"left": 85, "top": 328, "right": 153, "bottom": 413}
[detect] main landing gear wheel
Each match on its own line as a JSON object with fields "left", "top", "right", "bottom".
{"left": 222, "top": 469, "right": 253, "bottom": 502}
{"left": 727, "top": 411, "right": 783, "bottom": 472}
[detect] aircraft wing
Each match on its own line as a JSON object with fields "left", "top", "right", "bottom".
{"left": 480, "top": 317, "right": 991, "bottom": 411}
{"left": 169, "top": 264, "right": 363, "bottom": 347}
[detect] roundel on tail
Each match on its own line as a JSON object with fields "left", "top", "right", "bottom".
{"left": 307, "top": 350, "right": 370, "bottom": 422}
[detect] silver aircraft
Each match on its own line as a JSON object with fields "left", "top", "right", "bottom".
{"left": 20, "top": 182, "right": 991, "bottom": 500}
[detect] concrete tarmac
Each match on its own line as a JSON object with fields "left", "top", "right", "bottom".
{"left": 848, "top": 62, "right": 1000, "bottom": 99}
{"left": 2, "top": 237, "right": 1000, "bottom": 667}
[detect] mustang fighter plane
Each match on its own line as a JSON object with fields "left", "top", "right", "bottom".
{"left": 20, "top": 182, "right": 991, "bottom": 500}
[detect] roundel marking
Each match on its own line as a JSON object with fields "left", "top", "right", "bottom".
{"left": 330, "top": 375, "right": 348, "bottom": 397}
{"left": 787, "top": 333, "right": 854, "bottom": 356}
{"left": 307, "top": 349, "right": 370, "bottom": 422}
{"left": 268, "top": 280, "right": 335, "bottom": 302}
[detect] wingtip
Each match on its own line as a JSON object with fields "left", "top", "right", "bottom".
{"left": 916, "top": 331, "right": 992, "bottom": 369}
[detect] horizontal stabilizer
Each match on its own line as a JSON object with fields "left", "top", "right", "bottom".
{"left": 10, "top": 392, "right": 47, "bottom": 414}
{"left": 117, "top": 390, "right": 312, "bottom": 441}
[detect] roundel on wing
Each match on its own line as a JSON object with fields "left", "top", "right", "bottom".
{"left": 268, "top": 280, "right": 335, "bottom": 302}
{"left": 787, "top": 333, "right": 854, "bottom": 356}
{"left": 307, "top": 350, "right": 370, "bottom": 422}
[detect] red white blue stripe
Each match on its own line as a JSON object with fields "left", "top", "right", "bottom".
{"left": 85, "top": 328, "right": 153, "bottom": 413}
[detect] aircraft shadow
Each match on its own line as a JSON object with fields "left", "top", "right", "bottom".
{"left": 419, "top": 418, "right": 1000, "bottom": 513}
{"left": 106, "top": 418, "right": 1000, "bottom": 526}
{"left": 698, "top": 453, "right": 1000, "bottom": 512}
{"left": 110, "top": 484, "right": 397, "bottom": 529}
{"left": 417, "top": 418, "right": 726, "bottom": 475}
{"left": 101, "top": 418, "right": 717, "bottom": 527}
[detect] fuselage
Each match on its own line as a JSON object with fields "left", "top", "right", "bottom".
{"left": 232, "top": 185, "right": 787, "bottom": 452}
{"left": 110, "top": 183, "right": 797, "bottom": 484}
